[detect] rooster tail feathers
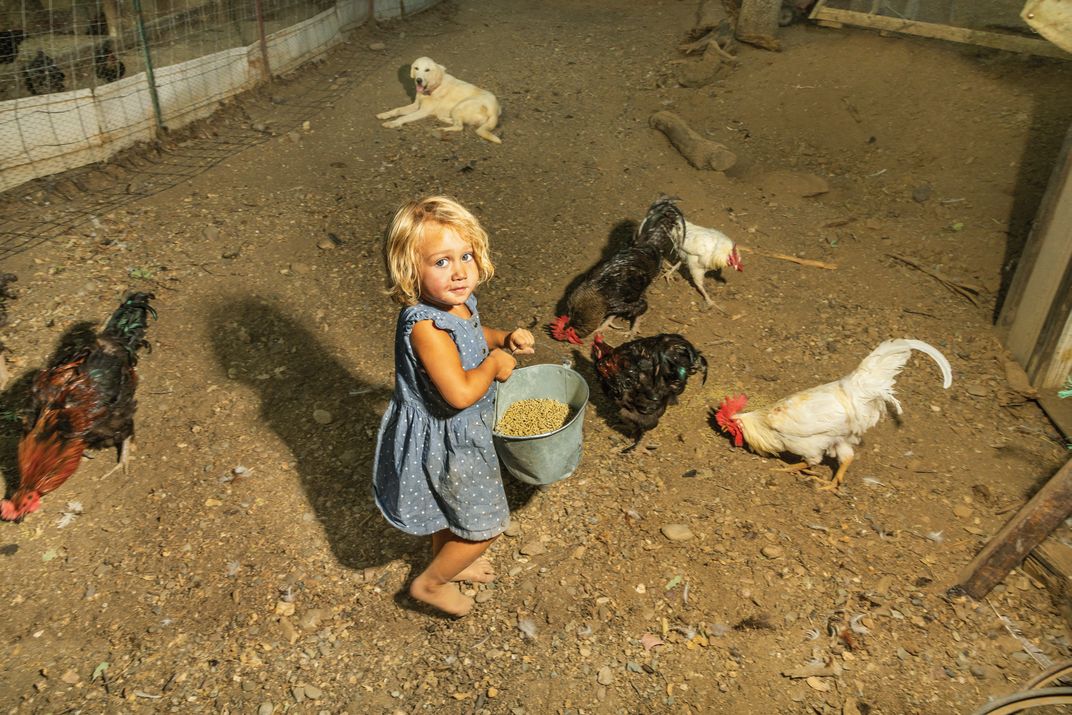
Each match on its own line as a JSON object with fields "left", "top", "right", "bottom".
{"left": 637, "top": 196, "right": 685, "bottom": 253}
{"left": 901, "top": 339, "right": 953, "bottom": 388}
{"left": 850, "top": 339, "right": 953, "bottom": 399}
{"left": 101, "top": 292, "right": 156, "bottom": 360}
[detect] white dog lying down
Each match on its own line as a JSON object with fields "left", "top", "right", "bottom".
{"left": 376, "top": 56, "right": 502, "bottom": 144}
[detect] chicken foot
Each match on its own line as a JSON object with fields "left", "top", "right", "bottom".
{"left": 772, "top": 461, "right": 818, "bottom": 476}
{"left": 100, "top": 437, "right": 132, "bottom": 479}
{"left": 817, "top": 456, "right": 853, "bottom": 492}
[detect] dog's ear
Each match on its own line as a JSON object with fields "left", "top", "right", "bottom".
{"left": 409, "top": 64, "right": 417, "bottom": 79}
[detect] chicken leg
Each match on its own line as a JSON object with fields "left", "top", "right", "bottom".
{"left": 817, "top": 455, "right": 853, "bottom": 492}
{"left": 100, "top": 437, "right": 132, "bottom": 479}
{"left": 773, "top": 461, "right": 818, "bottom": 476}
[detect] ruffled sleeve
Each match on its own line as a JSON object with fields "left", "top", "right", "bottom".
{"left": 401, "top": 305, "right": 459, "bottom": 338}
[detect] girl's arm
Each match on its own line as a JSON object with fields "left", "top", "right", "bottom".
{"left": 413, "top": 321, "right": 515, "bottom": 409}
{"left": 484, "top": 326, "right": 535, "bottom": 355}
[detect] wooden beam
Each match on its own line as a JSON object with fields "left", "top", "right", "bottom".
{"left": 999, "top": 123, "right": 1072, "bottom": 389}
{"left": 811, "top": 5, "right": 1072, "bottom": 60}
{"left": 951, "top": 459, "right": 1072, "bottom": 599}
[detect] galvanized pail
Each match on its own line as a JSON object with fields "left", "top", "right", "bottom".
{"left": 492, "top": 363, "right": 589, "bottom": 486}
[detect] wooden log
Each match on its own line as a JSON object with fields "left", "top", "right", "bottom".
{"left": 649, "top": 111, "right": 736, "bottom": 171}
{"left": 951, "top": 459, "right": 1072, "bottom": 599}
{"left": 695, "top": 0, "right": 731, "bottom": 33}
{"left": 736, "top": 0, "right": 782, "bottom": 40}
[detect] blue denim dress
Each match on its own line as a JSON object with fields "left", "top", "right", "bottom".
{"left": 372, "top": 295, "right": 510, "bottom": 541}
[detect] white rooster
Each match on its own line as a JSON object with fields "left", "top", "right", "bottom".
{"left": 715, "top": 339, "right": 953, "bottom": 491}
{"left": 666, "top": 218, "right": 743, "bottom": 306}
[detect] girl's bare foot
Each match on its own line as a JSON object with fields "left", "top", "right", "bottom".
{"left": 410, "top": 575, "right": 474, "bottom": 617}
{"left": 453, "top": 556, "right": 496, "bottom": 583}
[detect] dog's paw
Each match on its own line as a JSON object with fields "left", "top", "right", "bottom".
{"left": 375, "top": 111, "right": 392, "bottom": 120}
{"left": 382, "top": 120, "right": 401, "bottom": 128}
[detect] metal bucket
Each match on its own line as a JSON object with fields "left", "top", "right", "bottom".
{"left": 492, "top": 363, "right": 590, "bottom": 486}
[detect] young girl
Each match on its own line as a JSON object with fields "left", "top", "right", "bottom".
{"left": 373, "top": 196, "right": 535, "bottom": 617}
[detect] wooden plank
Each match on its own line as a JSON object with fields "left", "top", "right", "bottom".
{"left": 811, "top": 6, "right": 1072, "bottom": 60}
{"left": 1024, "top": 540, "right": 1072, "bottom": 603}
{"left": 1022, "top": 0, "right": 1072, "bottom": 54}
{"left": 1000, "top": 123, "right": 1072, "bottom": 388}
{"left": 1037, "top": 391, "right": 1072, "bottom": 445}
{"left": 951, "top": 459, "right": 1072, "bottom": 599}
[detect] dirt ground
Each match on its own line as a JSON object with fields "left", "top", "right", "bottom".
{"left": 2, "top": 1, "right": 1072, "bottom": 713}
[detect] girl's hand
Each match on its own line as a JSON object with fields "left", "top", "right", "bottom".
{"left": 506, "top": 328, "right": 535, "bottom": 355}
{"left": 489, "top": 348, "right": 517, "bottom": 381}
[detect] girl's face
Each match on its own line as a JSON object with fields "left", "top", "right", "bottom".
{"left": 416, "top": 224, "right": 479, "bottom": 310}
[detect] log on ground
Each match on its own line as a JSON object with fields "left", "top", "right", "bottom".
{"left": 649, "top": 111, "right": 736, "bottom": 171}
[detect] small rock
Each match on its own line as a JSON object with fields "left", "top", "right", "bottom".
{"left": 203, "top": 226, "right": 220, "bottom": 242}
{"left": 911, "top": 184, "right": 933, "bottom": 203}
{"left": 290, "top": 262, "right": 312, "bottom": 275}
{"left": 279, "top": 617, "right": 299, "bottom": 644}
{"left": 761, "top": 545, "right": 784, "bottom": 559}
{"left": 275, "top": 600, "right": 296, "bottom": 617}
{"left": 313, "top": 409, "right": 333, "bottom": 425}
{"left": 965, "top": 383, "right": 988, "bottom": 398}
{"left": 504, "top": 521, "right": 521, "bottom": 537}
{"left": 805, "top": 676, "right": 830, "bottom": 692}
{"left": 292, "top": 686, "right": 305, "bottom": 703}
{"left": 661, "top": 524, "right": 694, "bottom": 541}
{"left": 368, "top": 41, "right": 386, "bottom": 50}
{"left": 475, "top": 591, "right": 494, "bottom": 604}
{"left": 520, "top": 540, "right": 546, "bottom": 556}
{"left": 258, "top": 702, "right": 275, "bottom": 715}
{"left": 299, "top": 609, "right": 325, "bottom": 630}
{"left": 303, "top": 685, "right": 323, "bottom": 699}
{"left": 953, "top": 505, "right": 973, "bottom": 519}
{"left": 317, "top": 238, "right": 337, "bottom": 250}
{"left": 60, "top": 670, "right": 80, "bottom": 685}
{"left": 596, "top": 666, "right": 614, "bottom": 685}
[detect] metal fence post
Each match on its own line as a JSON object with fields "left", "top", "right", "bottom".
{"left": 255, "top": 0, "right": 273, "bottom": 83}
{"left": 131, "top": 0, "right": 166, "bottom": 133}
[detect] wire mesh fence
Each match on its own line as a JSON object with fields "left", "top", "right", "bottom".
{"left": 0, "top": 0, "right": 432, "bottom": 261}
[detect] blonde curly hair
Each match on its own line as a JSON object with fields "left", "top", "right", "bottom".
{"left": 384, "top": 196, "right": 495, "bottom": 306}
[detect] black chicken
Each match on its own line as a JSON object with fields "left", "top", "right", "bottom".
{"left": 551, "top": 197, "right": 684, "bottom": 345}
{"left": 22, "top": 49, "right": 65, "bottom": 95}
{"left": 591, "top": 332, "right": 707, "bottom": 452}
{"left": 0, "top": 30, "right": 27, "bottom": 65}
{"left": 1, "top": 292, "right": 156, "bottom": 522}
{"left": 94, "top": 39, "right": 125, "bottom": 83}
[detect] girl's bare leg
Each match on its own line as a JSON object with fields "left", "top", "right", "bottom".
{"left": 411, "top": 531, "right": 497, "bottom": 616}
{"left": 432, "top": 530, "right": 496, "bottom": 583}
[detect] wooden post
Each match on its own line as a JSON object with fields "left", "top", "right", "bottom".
{"left": 736, "top": 0, "right": 782, "bottom": 38}
{"left": 951, "top": 459, "right": 1072, "bottom": 599}
{"left": 998, "top": 122, "right": 1072, "bottom": 391}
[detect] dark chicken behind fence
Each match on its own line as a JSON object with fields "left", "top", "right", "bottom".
{"left": 551, "top": 197, "right": 684, "bottom": 345}
{"left": 1, "top": 292, "right": 156, "bottom": 522}
{"left": 591, "top": 332, "right": 707, "bottom": 452}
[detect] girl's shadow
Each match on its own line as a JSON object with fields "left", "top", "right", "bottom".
{"left": 208, "top": 296, "right": 413, "bottom": 572}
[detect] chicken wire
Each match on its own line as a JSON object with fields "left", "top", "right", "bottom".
{"left": 0, "top": 0, "right": 435, "bottom": 261}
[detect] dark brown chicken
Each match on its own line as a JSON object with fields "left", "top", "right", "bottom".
{"left": 591, "top": 332, "right": 707, "bottom": 452}
{"left": 1, "top": 292, "right": 155, "bottom": 521}
{"left": 551, "top": 197, "right": 684, "bottom": 344}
